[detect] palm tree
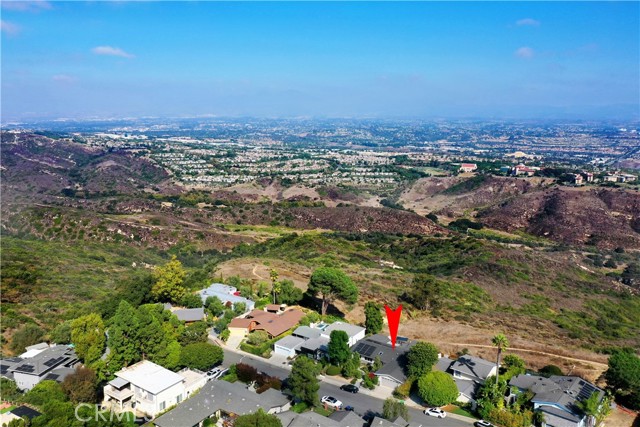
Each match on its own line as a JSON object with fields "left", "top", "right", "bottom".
{"left": 270, "top": 269, "right": 279, "bottom": 304}
{"left": 492, "top": 333, "right": 509, "bottom": 388}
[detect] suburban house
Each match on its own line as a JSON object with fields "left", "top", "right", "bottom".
{"left": 153, "top": 378, "right": 290, "bottom": 427}
{"left": 435, "top": 354, "right": 496, "bottom": 405}
{"left": 6, "top": 345, "right": 79, "bottom": 391}
{"left": 273, "top": 335, "right": 306, "bottom": 358}
{"left": 369, "top": 415, "right": 423, "bottom": 427}
{"left": 103, "top": 360, "right": 206, "bottom": 418}
{"left": 321, "top": 322, "right": 366, "bottom": 347}
{"left": 277, "top": 410, "right": 365, "bottom": 427}
{"left": 351, "top": 334, "right": 416, "bottom": 388}
{"left": 228, "top": 308, "right": 304, "bottom": 340}
{"left": 0, "top": 406, "right": 42, "bottom": 426}
{"left": 274, "top": 322, "right": 365, "bottom": 359}
{"left": 172, "top": 307, "right": 205, "bottom": 323}
{"left": 199, "top": 283, "right": 255, "bottom": 312}
{"left": 459, "top": 163, "right": 478, "bottom": 173}
{"left": 509, "top": 374, "right": 604, "bottom": 427}
{"left": 513, "top": 164, "right": 538, "bottom": 176}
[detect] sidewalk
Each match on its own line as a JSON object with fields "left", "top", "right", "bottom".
{"left": 222, "top": 343, "right": 476, "bottom": 425}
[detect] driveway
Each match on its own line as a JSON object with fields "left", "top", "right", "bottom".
{"left": 221, "top": 348, "right": 475, "bottom": 427}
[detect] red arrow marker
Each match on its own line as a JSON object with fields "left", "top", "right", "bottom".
{"left": 384, "top": 304, "right": 402, "bottom": 349}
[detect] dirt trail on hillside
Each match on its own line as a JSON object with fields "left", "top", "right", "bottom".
{"left": 444, "top": 342, "right": 608, "bottom": 368}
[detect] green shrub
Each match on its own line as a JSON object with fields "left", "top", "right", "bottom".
{"left": 417, "top": 371, "right": 458, "bottom": 406}
{"left": 326, "top": 365, "right": 341, "bottom": 376}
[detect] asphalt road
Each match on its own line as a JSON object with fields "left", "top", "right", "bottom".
{"left": 222, "top": 349, "right": 474, "bottom": 427}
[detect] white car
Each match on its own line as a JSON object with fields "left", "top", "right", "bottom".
{"left": 321, "top": 396, "right": 343, "bottom": 409}
{"left": 424, "top": 407, "right": 446, "bottom": 418}
{"left": 206, "top": 367, "right": 224, "bottom": 380}
{"left": 474, "top": 421, "right": 493, "bottom": 427}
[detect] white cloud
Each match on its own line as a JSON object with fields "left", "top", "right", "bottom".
{"left": 514, "top": 47, "right": 535, "bottom": 59}
{"left": 1, "top": 20, "right": 20, "bottom": 35}
{"left": 516, "top": 18, "right": 541, "bottom": 27}
{"left": 1, "top": 1, "right": 52, "bottom": 12}
{"left": 91, "top": 46, "right": 135, "bottom": 59}
{"left": 52, "top": 74, "right": 76, "bottom": 84}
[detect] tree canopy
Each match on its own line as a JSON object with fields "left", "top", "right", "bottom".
{"left": 287, "top": 356, "right": 321, "bottom": 406}
{"left": 151, "top": 256, "right": 187, "bottom": 303}
{"left": 406, "top": 341, "right": 439, "bottom": 378}
{"left": 234, "top": 409, "right": 283, "bottom": 427}
{"left": 62, "top": 366, "right": 98, "bottom": 403}
{"left": 364, "top": 301, "right": 383, "bottom": 335}
{"left": 327, "top": 330, "right": 350, "bottom": 366}
{"left": 605, "top": 349, "right": 640, "bottom": 409}
{"left": 417, "top": 371, "right": 459, "bottom": 406}
{"left": 70, "top": 313, "right": 106, "bottom": 365}
{"left": 382, "top": 398, "right": 409, "bottom": 422}
{"left": 179, "top": 342, "right": 224, "bottom": 371}
{"left": 307, "top": 267, "right": 358, "bottom": 316}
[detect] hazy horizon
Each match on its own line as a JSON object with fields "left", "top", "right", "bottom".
{"left": 2, "top": 1, "right": 639, "bottom": 121}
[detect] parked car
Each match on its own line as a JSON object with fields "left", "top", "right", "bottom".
{"left": 424, "top": 408, "right": 446, "bottom": 418}
{"left": 321, "top": 396, "right": 343, "bottom": 409}
{"left": 474, "top": 421, "right": 493, "bottom": 427}
{"left": 206, "top": 367, "right": 224, "bottom": 380}
{"left": 213, "top": 368, "right": 228, "bottom": 379}
{"left": 340, "top": 384, "right": 359, "bottom": 393}
{"left": 344, "top": 405, "right": 354, "bottom": 412}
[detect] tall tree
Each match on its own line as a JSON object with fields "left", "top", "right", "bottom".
{"left": 605, "top": 349, "right": 640, "bottom": 409}
{"left": 307, "top": 267, "right": 358, "bottom": 316}
{"left": 406, "top": 342, "right": 439, "bottom": 378}
{"left": 364, "top": 301, "right": 383, "bottom": 335}
{"left": 62, "top": 366, "right": 98, "bottom": 403}
{"left": 287, "top": 356, "right": 321, "bottom": 406}
{"left": 10, "top": 324, "right": 44, "bottom": 354}
{"left": 235, "top": 409, "right": 282, "bottom": 427}
{"left": 70, "top": 313, "right": 106, "bottom": 366}
{"left": 151, "top": 256, "right": 187, "bottom": 303}
{"left": 275, "top": 280, "right": 303, "bottom": 305}
{"left": 270, "top": 269, "right": 280, "bottom": 304}
{"left": 492, "top": 333, "right": 510, "bottom": 388}
{"left": 327, "top": 330, "right": 350, "bottom": 366}
{"left": 205, "top": 296, "right": 225, "bottom": 317}
{"left": 382, "top": 398, "right": 409, "bottom": 422}
{"left": 108, "top": 300, "right": 141, "bottom": 371}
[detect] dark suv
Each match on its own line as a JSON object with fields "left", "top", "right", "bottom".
{"left": 340, "top": 384, "right": 359, "bottom": 393}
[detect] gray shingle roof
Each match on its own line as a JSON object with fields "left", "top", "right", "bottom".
{"left": 322, "top": 322, "right": 365, "bottom": 339}
{"left": 154, "top": 380, "right": 289, "bottom": 427}
{"left": 292, "top": 326, "right": 322, "bottom": 340}
{"left": 351, "top": 334, "right": 415, "bottom": 384}
{"left": 172, "top": 307, "right": 205, "bottom": 322}
{"left": 274, "top": 335, "right": 305, "bottom": 351}
{"left": 449, "top": 355, "right": 496, "bottom": 381}
{"left": 10, "top": 345, "right": 77, "bottom": 377}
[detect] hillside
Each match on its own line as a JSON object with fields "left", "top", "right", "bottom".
{"left": 400, "top": 175, "right": 640, "bottom": 250}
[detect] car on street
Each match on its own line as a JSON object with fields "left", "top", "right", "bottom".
{"left": 321, "top": 396, "right": 343, "bottom": 409}
{"left": 474, "top": 421, "right": 493, "bottom": 427}
{"left": 206, "top": 367, "right": 225, "bottom": 380}
{"left": 340, "top": 384, "right": 359, "bottom": 393}
{"left": 344, "top": 405, "right": 354, "bottom": 412}
{"left": 424, "top": 408, "right": 447, "bottom": 418}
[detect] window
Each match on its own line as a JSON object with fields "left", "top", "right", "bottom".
{"left": 177, "top": 394, "right": 182, "bottom": 403}
{"left": 159, "top": 401, "right": 166, "bottom": 411}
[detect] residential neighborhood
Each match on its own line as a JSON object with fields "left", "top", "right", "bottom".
{"left": 0, "top": 265, "right": 629, "bottom": 427}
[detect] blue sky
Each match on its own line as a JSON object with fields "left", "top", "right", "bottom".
{"left": 2, "top": 1, "right": 639, "bottom": 120}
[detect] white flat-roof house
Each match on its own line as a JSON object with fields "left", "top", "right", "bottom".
{"left": 102, "top": 360, "right": 206, "bottom": 418}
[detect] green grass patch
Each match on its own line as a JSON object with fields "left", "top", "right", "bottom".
{"left": 313, "top": 406, "right": 334, "bottom": 417}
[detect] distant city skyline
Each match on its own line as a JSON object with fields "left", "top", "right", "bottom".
{"left": 1, "top": 1, "right": 639, "bottom": 121}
